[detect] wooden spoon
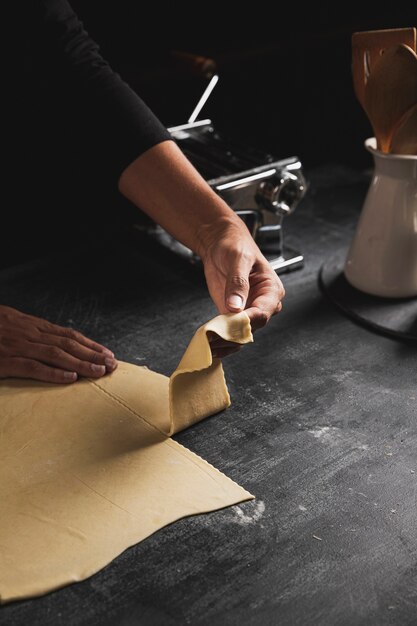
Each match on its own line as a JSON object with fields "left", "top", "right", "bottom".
{"left": 352, "top": 27, "right": 416, "bottom": 113}
{"left": 364, "top": 44, "right": 417, "bottom": 152}
{"left": 389, "top": 103, "right": 417, "bottom": 154}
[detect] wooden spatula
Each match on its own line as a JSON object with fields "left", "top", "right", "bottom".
{"left": 352, "top": 27, "right": 416, "bottom": 112}
{"left": 363, "top": 44, "right": 417, "bottom": 152}
{"left": 390, "top": 103, "right": 417, "bottom": 155}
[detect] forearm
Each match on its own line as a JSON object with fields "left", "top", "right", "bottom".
{"left": 118, "top": 138, "right": 285, "bottom": 330}
{"left": 117, "top": 140, "right": 247, "bottom": 259}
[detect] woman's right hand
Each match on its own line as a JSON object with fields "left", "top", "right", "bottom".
{"left": 0, "top": 305, "right": 117, "bottom": 383}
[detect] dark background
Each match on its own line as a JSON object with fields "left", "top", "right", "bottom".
{"left": 69, "top": 2, "right": 416, "bottom": 170}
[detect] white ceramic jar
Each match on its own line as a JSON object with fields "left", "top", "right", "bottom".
{"left": 344, "top": 137, "right": 417, "bottom": 298}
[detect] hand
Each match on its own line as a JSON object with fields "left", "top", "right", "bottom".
{"left": 0, "top": 305, "right": 117, "bottom": 383}
{"left": 200, "top": 218, "right": 285, "bottom": 358}
{"left": 117, "top": 141, "right": 284, "bottom": 360}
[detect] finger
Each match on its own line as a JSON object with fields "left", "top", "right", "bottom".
{"left": 245, "top": 306, "right": 269, "bottom": 331}
{"left": 211, "top": 346, "right": 242, "bottom": 359}
{"left": 224, "top": 254, "right": 254, "bottom": 313}
{"left": 31, "top": 318, "right": 114, "bottom": 356}
{"left": 17, "top": 343, "right": 108, "bottom": 379}
{"left": 245, "top": 301, "right": 282, "bottom": 331}
{"left": 245, "top": 268, "right": 285, "bottom": 324}
{"left": 35, "top": 333, "right": 117, "bottom": 372}
{"left": 0, "top": 357, "right": 77, "bottom": 384}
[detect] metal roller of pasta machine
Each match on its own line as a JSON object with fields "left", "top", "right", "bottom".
{"left": 137, "top": 54, "right": 307, "bottom": 273}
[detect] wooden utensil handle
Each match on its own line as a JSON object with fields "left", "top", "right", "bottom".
{"left": 352, "top": 27, "right": 416, "bottom": 111}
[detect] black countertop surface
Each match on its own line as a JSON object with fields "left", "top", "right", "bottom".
{"left": 1, "top": 165, "right": 416, "bottom": 626}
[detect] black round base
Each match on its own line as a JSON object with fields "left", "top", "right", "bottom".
{"left": 319, "top": 253, "right": 417, "bottom": 343}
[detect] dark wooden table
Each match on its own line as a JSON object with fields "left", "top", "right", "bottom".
{"left": 1, "top": 165, "right": 416, "bottom": 626}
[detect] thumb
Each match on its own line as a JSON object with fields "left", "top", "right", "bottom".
{"left": 225, "top": 260, "right": 252, "bottom": 312}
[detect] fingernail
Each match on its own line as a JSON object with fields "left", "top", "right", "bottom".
{"left": 105, "top": 357, "right": 117, "bottom": 370}
{"left": 91, "top": 364, "right": 106, "bottom": 374}
{"left": 103, "top": 349, "right": 114, "bottom": 357}
{"left": 227, "top": 294, "right": 244, "bottom": 309}
{"left": 64, "top": 371, "right": 77, "bottom": 381}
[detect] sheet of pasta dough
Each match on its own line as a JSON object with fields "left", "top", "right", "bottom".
{"left": 0, "top": 312, "right": 254, "bottom": 604}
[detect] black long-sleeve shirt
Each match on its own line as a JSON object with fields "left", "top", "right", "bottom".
{"left": 20, "top": 0, "right": 171, "bottom": 178}
{"left": 3, "top": 1, "right": 171, "bottom": 267}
